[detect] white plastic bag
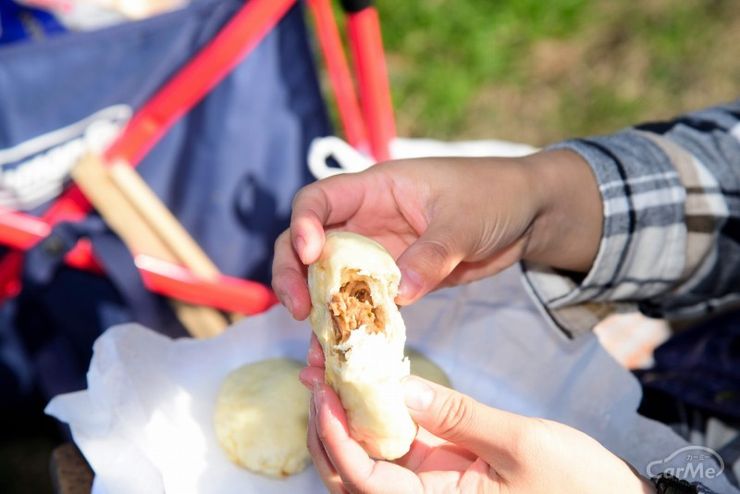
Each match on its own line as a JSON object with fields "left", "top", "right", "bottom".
{"left": 308, "top": 136, "right": 538, "bottom": 180}
{"left": 46, "top": 266, "right": 737, "bottom": 493}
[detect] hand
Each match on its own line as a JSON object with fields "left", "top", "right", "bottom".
{"left": 272, "top": 150, "right": 603, "bottom": 320}
{"left": 299, "top": 336, "right": 653, "bottom": 494}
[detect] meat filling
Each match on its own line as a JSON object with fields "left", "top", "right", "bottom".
{"left": 329, "top": 272, "right": 385, "bottom": 344}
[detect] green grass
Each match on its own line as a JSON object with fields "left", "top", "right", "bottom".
{"left": 377, "top": 0, "right": 588, "bottom": 136}
{"left": 366, "top": 0, "right": 740, "bottom": 144}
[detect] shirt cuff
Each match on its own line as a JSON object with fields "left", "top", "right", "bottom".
{"left": 522, "top": 132, "right": 688, "bottom": 337}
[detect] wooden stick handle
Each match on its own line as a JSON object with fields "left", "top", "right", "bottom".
{"left": 108, "top": 161, "right": 221, "bottom": 281}
{"left": 72, "top": 154, "right": 227, "bottom": 338}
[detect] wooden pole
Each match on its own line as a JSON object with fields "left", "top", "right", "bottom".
{"left": 71, "top": 154, "right": 228, "bottom": 338}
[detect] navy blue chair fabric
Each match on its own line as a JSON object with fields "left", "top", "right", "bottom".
{"left": 0, "top": 0, "right": 331, "bottom": 402}
{"left": 637, "top": 310, "right": 740, "bottom": 422}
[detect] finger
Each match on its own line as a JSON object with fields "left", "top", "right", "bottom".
{"left": 299, "top": 366, "right": 324, "bottom": 390}
{"left": 307, "top": 333, "right": 325, "bottom": 368}
{"left": 458, "top": 458, "right": 505, "bottom": 492}
{"left": 402, "top": 376, "right": 527, "bottom": 472}
{"left": 395, "top": 219, "right": 470, "bottom": 304}
{"left": 291, "top": 174, "right": 369, "bottom": 265}
{"left": 439, "top": 259, "right": 508, "bottom": 289}
{"left": 440, "top": 239, "right": 528, "bottom": 288}
{"left": 398, "top": 427, "right": 476, "bottom": 474}
{"left": 271, "top": 229, "right": 311, "bottom": 319}
{"left": 308, "top": 396, "right": 346, "bottom": 493}
{"left": 313, "top": 383, "right": 422, "bottom": 494}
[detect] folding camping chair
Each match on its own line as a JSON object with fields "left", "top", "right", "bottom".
{"left": 0, "top": 0, "right": 395, "bottom": 401}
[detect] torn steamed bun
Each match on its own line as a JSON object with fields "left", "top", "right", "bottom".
{"left": 308, "top": 231, "right": 417, "bottom": 460}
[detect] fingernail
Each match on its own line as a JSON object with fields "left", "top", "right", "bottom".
{"left": 294, "top": 234, "right": 307, "bottom": 260}
{"left": 307, "top": 345, "right": 322, "bottom": 364}
{"left": 399, "top": 268, "right": 422, "bottom": 302}
{"left": 403, "top": 377, "right": 434, "bottom": 410}
{"left": 312, "top": 386, "right": 325, "bottom": 422}
{"left": 313, "top": 383, "right": 324, "bottom": 407}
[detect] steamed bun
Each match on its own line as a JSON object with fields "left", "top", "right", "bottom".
{"left": 213, "top": 358, "right": 310, "bottom": 477}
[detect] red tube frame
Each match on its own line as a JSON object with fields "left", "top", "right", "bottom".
{"left": 347, "top": 6, "right": 396, "bottom": 161}
{"left": 0, "top": 0, "right": 398, "bottom": 315}
{"left": 0, "top": 209, "right": 277, "bottom": 314}
{"left": 0, "top": 0, "right": 296, "bottom": 307}
{"left": 307, "top": 0, "right": 369, "bottom": 151}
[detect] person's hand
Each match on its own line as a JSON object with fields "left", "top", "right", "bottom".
{"left": 272, "top": 150, "right": 603, "bottom": 320}
{"left": 299, "top": 337, "right": 653, "bottom": 494}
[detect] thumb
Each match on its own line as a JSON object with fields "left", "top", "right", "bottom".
{"left": 395, "top": 223, "right": 469, "bottom": 304}
{"left": 402, "top": 376, "right": 527, "bottom": 471}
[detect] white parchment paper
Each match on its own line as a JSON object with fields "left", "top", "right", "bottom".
{"left": 46, "top": 266, "right": 737, "bottom": 493}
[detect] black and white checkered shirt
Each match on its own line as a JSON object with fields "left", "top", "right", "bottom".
{"left": 523, "top": 99, "right": 740, "bottom": 338}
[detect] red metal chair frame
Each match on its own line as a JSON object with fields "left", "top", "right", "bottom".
{"left": 0, "top": 0, "right": 395, "bottom": 316}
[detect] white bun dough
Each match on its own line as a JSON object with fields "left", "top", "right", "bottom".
{"left": 213, "top": 358, "right": 310, "bottom": 477}
{"left": 308, "top": 232, "right": 417, "bottom": 460}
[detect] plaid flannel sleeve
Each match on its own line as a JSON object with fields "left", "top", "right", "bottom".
{"left": 522, "top": 99, "right": 740, "bottom": 338}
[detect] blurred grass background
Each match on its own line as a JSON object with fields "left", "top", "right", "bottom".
{"left": 369, "top": 0, "right": 739, "bottom": 145}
